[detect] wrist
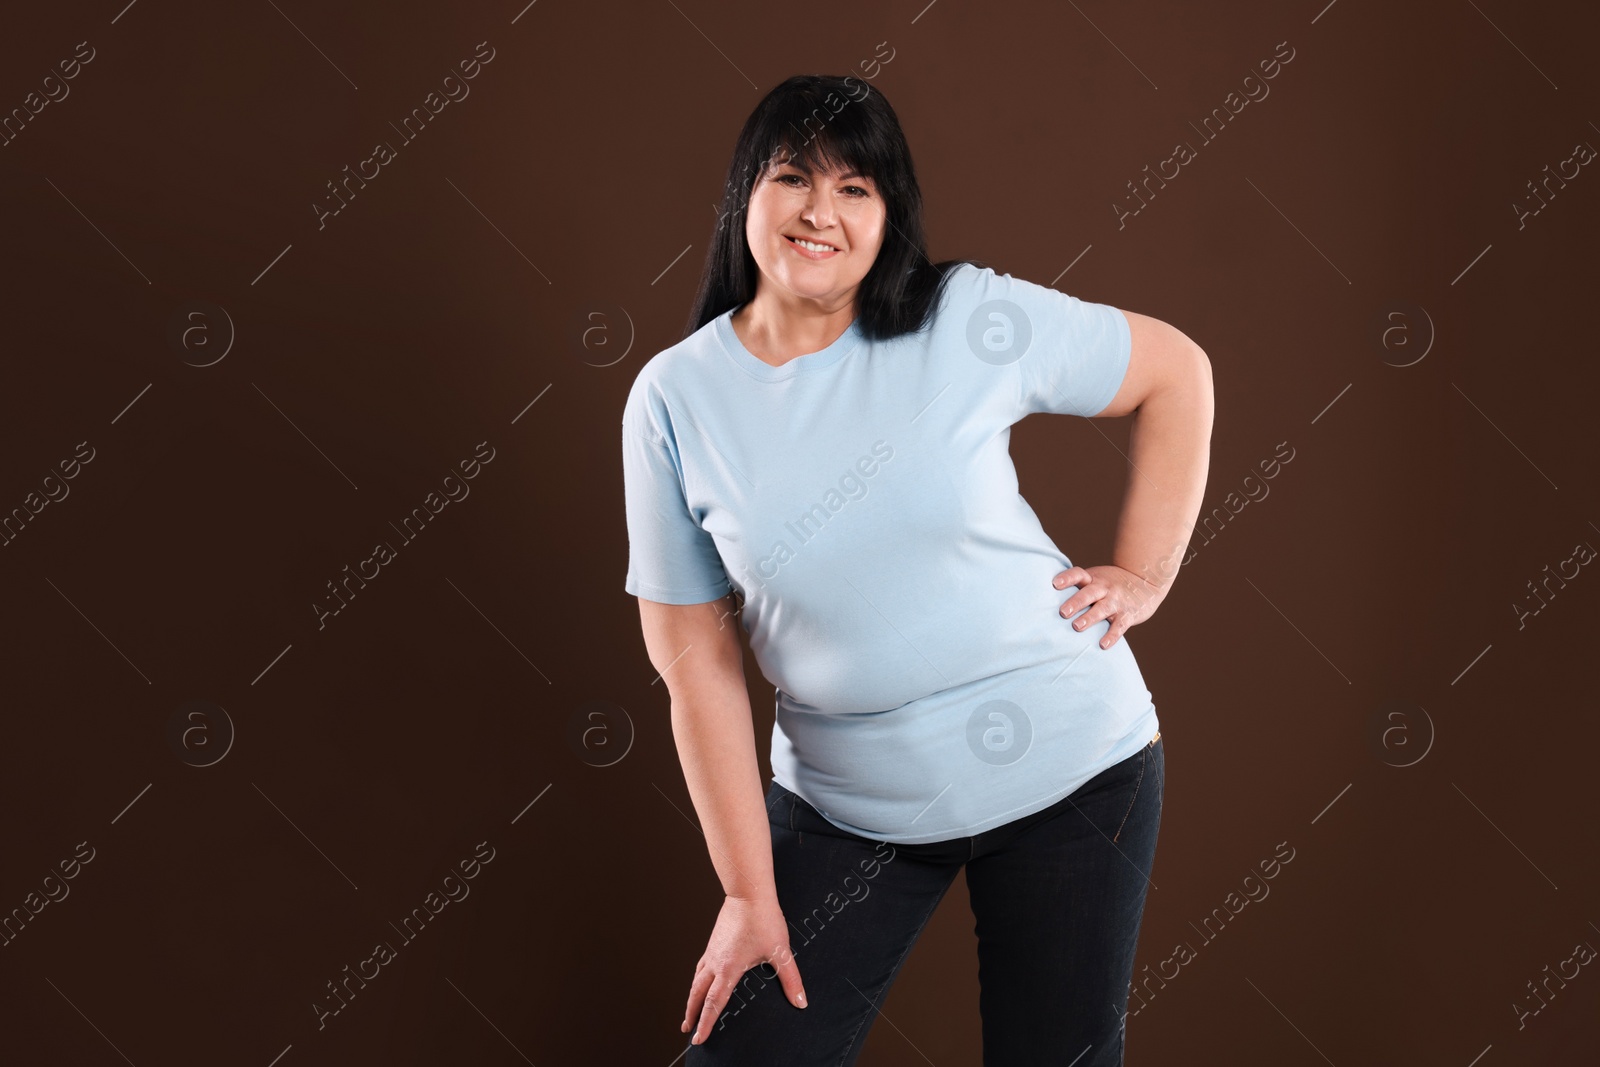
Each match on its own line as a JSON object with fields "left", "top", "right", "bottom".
{"left": 727, "top": 887, "right": 780, "bottom": 906}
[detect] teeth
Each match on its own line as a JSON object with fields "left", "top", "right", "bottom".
{"left": 791, "top": 237, "right": 836, "bottom": 252}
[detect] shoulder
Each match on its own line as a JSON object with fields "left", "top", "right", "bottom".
{"left": 936, "top": 261, "right": 1058, "bottom": 308}
{"left": 918, "top": 261, "right": 1030, "bottom": 348}
{"left": 899, "top": 261, "right": 988, "bottom": 346}
{"left": 931, "top": 261, "right": 1124, "bottom": 340}
{"left": 621, "top": 317, "right": 725, "bottom": 442}
{"left": 925, "top": 261, "right": 1062, "bottom": 331}
{"left": 931, "top": 260, "right": 988, "bottom": 311}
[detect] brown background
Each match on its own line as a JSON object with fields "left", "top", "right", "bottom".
{"left": 1, "top": 0, "right": 1596, "bottom": 1063}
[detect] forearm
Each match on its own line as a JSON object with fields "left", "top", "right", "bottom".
{"left": 670, "top": 688, "right": 777, "bottom": 903}
{"left": 1112, "top": 348, "right": 1214, "bottom": 591}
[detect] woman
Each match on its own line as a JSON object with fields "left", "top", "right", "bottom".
{"left": 622, "top": 74, "right": 1212, "bottom": 1065}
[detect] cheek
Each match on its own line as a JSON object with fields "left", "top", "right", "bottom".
{"left": 856, "top": 215, "right": 886, "bottom": 254}
{"left": 743, "top": 205, "right": 772, "bottom": 250}
{"left": 746, "top": 197, "right": 788, "bottom": 243}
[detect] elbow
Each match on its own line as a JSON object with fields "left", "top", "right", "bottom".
{"left": 1173, "top": 332, "right": 1211, "bottom": 392}
{"left": 1147, "top": 336, "right": 1211, "bottom": 408}
{"left": 1136, "top": 338, "right": 1213, "bottom": 431}
{"left": 1190, "top": 343, "right": 1213, "bottom": 396}
{"left": 1176, "top": 329, "right": 1209, "bottom": 376}
{"left": 1187, "top": 345, "right": 1216, "bottom": 435}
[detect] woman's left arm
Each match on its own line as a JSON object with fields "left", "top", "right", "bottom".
{"left": 1053, "top": 309, "right": 1215, "bottom": 649}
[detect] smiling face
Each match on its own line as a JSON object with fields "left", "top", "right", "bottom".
{"left": 743, "top": 150, "right": 887, "bottom": 312}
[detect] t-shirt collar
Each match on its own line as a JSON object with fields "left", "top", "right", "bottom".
{"left": 714, "top": 308, "right": 864, "bottom": 381}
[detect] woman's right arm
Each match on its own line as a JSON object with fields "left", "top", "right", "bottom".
{"left": 639, "top": 593, "right": 774, "bottom": 902}
{"left": 636, "top": 594, "right": 809, "bottom": 1044}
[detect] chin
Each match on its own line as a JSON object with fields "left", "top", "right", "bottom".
{"left": 783, "top": 277, "right": 843, "bottom": 298}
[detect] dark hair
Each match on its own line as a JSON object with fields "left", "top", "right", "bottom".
{"left": 685, "top": 74, "right": 980, "bottom": 344}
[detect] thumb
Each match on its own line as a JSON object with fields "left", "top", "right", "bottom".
{"left": 768, "top": 943, "right": 808, "bottom": 1009}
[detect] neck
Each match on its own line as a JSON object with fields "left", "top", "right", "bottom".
{"left": 731, "top": 290, "right": 858, "bottom": 364}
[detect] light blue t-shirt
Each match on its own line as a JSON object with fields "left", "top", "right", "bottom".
{"left": 622, "top": 262, "right": 1159, "bottom": 845}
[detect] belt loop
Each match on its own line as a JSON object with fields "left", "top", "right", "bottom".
{"left": 788, "top": 792, "right": 797, "bottom": 833}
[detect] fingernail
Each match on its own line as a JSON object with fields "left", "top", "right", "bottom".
{"left": 797, "top": 991, "right": 807, "bottom": 1007}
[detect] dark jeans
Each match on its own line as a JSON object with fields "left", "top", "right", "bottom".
{"left": 684, "top": 733, "right": 1165, "bottom": 1066}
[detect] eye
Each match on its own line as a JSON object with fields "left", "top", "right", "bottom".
{"left": 774, "top": 172, "right": 870, "bottom": 197}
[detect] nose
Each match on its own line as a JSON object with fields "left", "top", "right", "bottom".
{"left": 800, "top": 186, "right": 837, "bottom": 231}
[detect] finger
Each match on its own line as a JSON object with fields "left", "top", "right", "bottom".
{"left": 770, "top": 946, "right": 808, "bottom": 1009}
{"left": 1059, "top": 584, "right": 1102, "bottom": 620}
{"left": 692, "top": 974, "right": 730, "bottom": 1046}
{"left": 1053, "top": 566, "right": 1089, "bottom": 591}
{"left": 1070, "top": 599, "right": 1110, "bottom": 630}
{"left": 683, "top": 965, "right": 715, "bottom": 1035}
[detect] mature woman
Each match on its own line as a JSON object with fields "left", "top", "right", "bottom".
{"left": 622, "top": 74, "right": 1212, "bottom": 1065}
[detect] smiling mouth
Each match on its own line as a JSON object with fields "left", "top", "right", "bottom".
{"left": 786, "top": 235, "right": 840, "bottom": 252}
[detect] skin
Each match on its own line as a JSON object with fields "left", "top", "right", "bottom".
{"left": 667, "top": 153, "right": 1213, "bottom": 1046}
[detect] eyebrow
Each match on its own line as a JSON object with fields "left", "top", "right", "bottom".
{"left": 778, "top": 160, "right": 872, "bottom": 182}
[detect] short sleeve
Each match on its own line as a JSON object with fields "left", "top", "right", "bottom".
{"left": 621, "top": 425, "right": 733, "bottom": 605}
{"left": 958, "top": 265, "right": 1131, "bottom": 419}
